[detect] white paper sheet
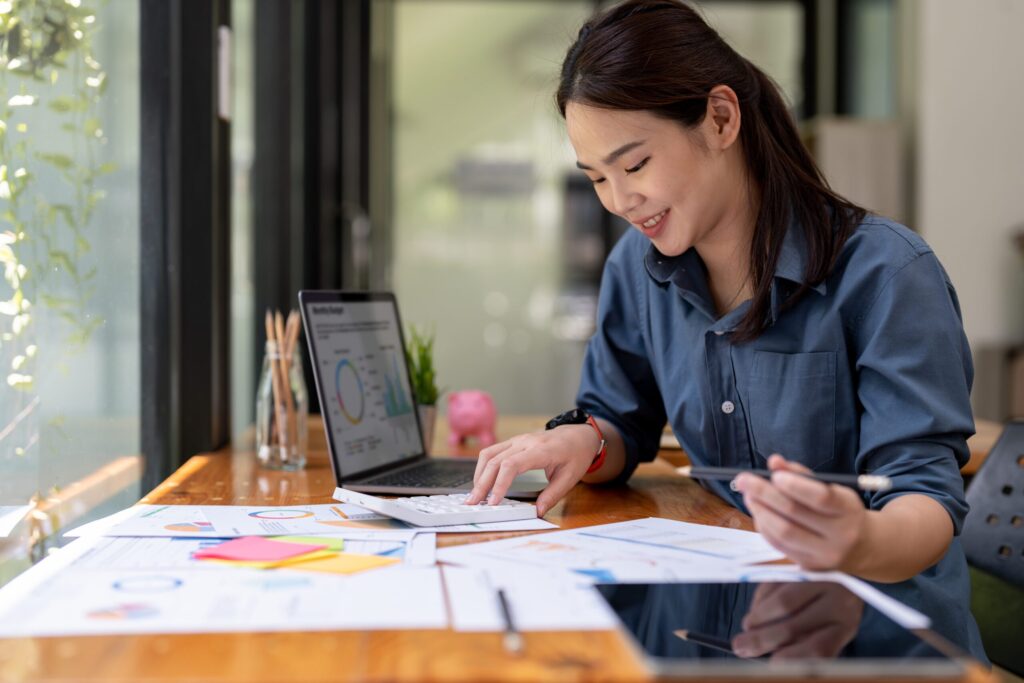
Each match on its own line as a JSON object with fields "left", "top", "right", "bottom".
{"left": 438, "top": 517, "right": 784, "bottom": 582}
{"left": 65, "top": 505, "right": 218, "bottom": 538}
{"left": 0, "top": 537, "right": 448, "bottom": 637}
{"left": 443, "top": 565, "right": 618, "bottom": 632}
{"left": 203, "top": 503, "right": 558, "bottom": 535}
{"left": 0, "top": 505, "right": 31, "bottom": 537}
{"left": 68, "top": 504, "right": 556, "bottom": 538}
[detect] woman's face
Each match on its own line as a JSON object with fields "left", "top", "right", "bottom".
{"left": 565, "top": 102, "right": 740, "bottom": 258}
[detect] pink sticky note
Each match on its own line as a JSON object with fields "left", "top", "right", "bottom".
{"left": 193, "top": 536, "right": 326, "bottom": 562}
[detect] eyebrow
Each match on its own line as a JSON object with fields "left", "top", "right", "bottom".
{"left": 575, "top": 140, "right": 646, "bottom": 171}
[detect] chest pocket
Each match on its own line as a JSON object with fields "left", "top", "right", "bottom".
{"left": 747, "top": 350, "right": 836, "bottom": 470}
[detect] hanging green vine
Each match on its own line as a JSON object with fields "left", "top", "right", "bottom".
{"left": 0, "top": 0, "right": 112, "bottom": 395}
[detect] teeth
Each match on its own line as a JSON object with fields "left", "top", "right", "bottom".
{"left": 642, "top": 210, "right": 667, "bottom": 228}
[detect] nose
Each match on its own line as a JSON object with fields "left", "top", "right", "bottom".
{"left": 606, "top": 180, "right": 641, "bottom": 219}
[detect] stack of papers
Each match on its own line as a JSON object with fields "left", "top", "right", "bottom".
{"left": 0, "top": 504, "right": 930, "bottom": 639}
{"left": 66, "top": 503, "right": 558, "bottom": 538}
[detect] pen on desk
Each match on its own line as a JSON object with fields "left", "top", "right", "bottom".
{"left": 496, "top": 588, "right": 523, "bottom": 655}
{"left": 676, "top": 465, "right": 892, "bottom": 492}
{"left": 673, "top": 629, "right": 736, "bottom": 655}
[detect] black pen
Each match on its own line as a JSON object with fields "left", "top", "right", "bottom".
{"left": 673, "top": 628, "right": 735, "bottom": 655}
{"left": 676, "top": 465, "right": 892, "bottom": 492}
{"left": 496, "top": 588, "right": 523, "bottom": 654}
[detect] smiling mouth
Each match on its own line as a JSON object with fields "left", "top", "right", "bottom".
{"left": 636, "top": 209, "right": 668, "bottom": 230}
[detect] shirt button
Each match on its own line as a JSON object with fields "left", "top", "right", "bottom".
{"left": 721, "top": 401, "right": 735, "bottom": 414}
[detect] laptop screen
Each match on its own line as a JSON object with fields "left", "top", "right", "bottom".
{"left": 300, "top": 292, "right": 425, "bottom": 478}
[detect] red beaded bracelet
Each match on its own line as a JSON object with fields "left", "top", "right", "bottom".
{"left": 585, "top": 415, "right": 607, "bottom": 474}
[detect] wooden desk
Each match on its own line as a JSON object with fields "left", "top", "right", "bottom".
{"left": 0, "top": 417, "right": 995, "bottom": 683}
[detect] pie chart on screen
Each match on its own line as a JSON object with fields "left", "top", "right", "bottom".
{"left": 335, "top": 358, "right": 365, "bottom": 424}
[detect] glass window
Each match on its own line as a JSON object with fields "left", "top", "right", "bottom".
{"left": 0, "top": 0, "right": 140, "bottom": 582}
{"left": 389, "top": 1, "right": 807, "bottom": 417}
{"left": 699, "top": 1, "right": 806, "bottom": 116}
{"left": 838, "top": 0, "right": 895, "bottom": 118}
{"left": 391, "top": 1, "right": 595, "bottom": 415}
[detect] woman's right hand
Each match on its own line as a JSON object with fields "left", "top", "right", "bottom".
{"left": 465, "top": 424, "right": 602, "bottom": 517}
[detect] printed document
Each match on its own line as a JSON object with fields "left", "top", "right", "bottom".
{"left": 67, "top": 504, "right": 556, "bottom": 537}
{"left": 438, "top": 517, "right": 785, "bottom": 582}
{"left": 0, "top": 535, "right": 447, "bottom": 637}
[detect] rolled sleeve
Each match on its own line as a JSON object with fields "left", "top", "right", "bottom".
{"left": 577, "top": 245, "right": 666, "bottom": 485}
{"left": 852, "top": 251, "right": 975, "bottom": 533}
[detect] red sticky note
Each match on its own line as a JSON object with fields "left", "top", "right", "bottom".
{"left": 193, "top": 536, "right": 326, "bottom": 562}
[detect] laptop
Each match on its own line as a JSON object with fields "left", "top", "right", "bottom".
{"left": 298, "top": 291, "right": 548, "bottom": 498}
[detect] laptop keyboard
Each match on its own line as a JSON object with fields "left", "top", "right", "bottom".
{"left": 360, "top": 461, "right": 475, "bottom": 488}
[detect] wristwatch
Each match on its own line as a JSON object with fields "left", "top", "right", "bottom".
{"left": 546, "top": 408, "right": 607, "bottom": 473}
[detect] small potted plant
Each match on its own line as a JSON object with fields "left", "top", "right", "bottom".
{"left": 406, "top": 325, "right": 441, "bottom": 453}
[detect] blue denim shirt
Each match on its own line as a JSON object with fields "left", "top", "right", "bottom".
{"left": 577, "top": 215, "right": 987, "bottom": 661}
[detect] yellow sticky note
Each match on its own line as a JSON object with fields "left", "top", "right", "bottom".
{"left": 283, "top": 552, "right": 401, "bottom": 575}
{"left": 273, "top": 535, "right": 345, "bottom": 552}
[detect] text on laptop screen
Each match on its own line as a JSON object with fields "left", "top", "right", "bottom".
{"left": 306, "top": 300, "right": 423, "bottom": 474}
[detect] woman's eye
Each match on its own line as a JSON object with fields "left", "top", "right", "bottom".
{"left": 590, "top": 177, "right": 606, "bottom": 185}
{"left": 625, "top": 157, "right": 650, "bottom": 174}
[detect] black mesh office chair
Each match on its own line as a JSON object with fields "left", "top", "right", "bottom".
{"left": 962, "top": 420, "right": 1024, "bottom": 676}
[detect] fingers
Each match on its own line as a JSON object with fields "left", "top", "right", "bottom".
{"left": 473, "top": 439, "right": 514, "bottom": 486}
{"left": 734, "top": 586, "right": 832, "bottom": 658}
{"left": 743, "top": 583, "right": 824, "bottom": 631}
{"left": 535, "top": 464, "right": 587, "bottom": 517}
{"left": 771, "top": 471, "right": 861, "bottom": 516}
{"left": 467, "top": 426, "right": 595, "bottom": 514}
{"left": 745, "top": 497, "right": 824, "bottom": 559}
{"left": 735, "top": 473, "right": 831, "bottom": 535}
{"left": 488, "top": 450, "right": 545, "bottom": 504}
{"left": 767, "top": 453, "right": 812, "bottom": 474}
{"left": 747, "top": 497, "right": 849, "bottom": 570}
{"left": 467, "top": 441, "right": 521, "bottom": 504}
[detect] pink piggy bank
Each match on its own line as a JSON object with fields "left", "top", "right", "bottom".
{"left": 447, "top": 390, "right": 497, "bottom": 448}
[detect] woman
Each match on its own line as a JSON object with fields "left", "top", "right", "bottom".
{"left": 466, "top": 0, "right": 985, "bottom": 660}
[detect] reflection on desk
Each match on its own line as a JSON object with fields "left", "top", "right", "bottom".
{"left": 598, "top": 581, "right": 965, "bottom": 677}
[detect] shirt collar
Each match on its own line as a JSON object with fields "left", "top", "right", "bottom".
{"left": 641, "top": 217, "right": 828, "bottom": 326}
{"left": 774, "top": 219, "right": 827, "bottom": 296}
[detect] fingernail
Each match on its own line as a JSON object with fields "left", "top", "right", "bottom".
{"left": 536, "top": 505, "right": 546, "bottom": 517}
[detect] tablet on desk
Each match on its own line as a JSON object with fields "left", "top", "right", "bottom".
{"left": 595, "top": 581, "right": 969, "bottom": 679}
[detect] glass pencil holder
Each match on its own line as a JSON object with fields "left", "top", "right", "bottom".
{"left": 256, "top": 340, "right": 309, "bottom": 471}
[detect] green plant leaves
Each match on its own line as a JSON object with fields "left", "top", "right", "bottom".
{"left": 406, "top": 325, "right": 440, "bottom": 406}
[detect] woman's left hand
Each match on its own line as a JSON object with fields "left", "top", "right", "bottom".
{"left": 734, "top": 454, "right": 868, "bottom": 572}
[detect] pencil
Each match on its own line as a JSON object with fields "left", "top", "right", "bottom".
{"left": 264, "top": 310, "right": 288, "bottom": 454}
{"left": 284, "top": 309, "right": 301, "bottom": 361}
{"left": 496, "top": 588, "right": 523, "bottom": 655}
{"left": 673, "top": 629, "right": 735, "bottom": 655}
{"left": 274, "top": 310, "right": 296, "bottom": 457}
{"left": 676, "top": 465, "right": 892, "bottom": 492}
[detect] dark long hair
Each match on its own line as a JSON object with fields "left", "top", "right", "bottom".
{"left": 557, "top": 0, "right": 866, "bottom": 342}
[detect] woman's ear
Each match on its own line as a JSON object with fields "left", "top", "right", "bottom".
{"left": 704, "top": 84, "right": 741, "bottom": 151}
